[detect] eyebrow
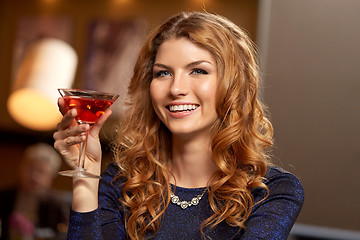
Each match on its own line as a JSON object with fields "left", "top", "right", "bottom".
{"left": 187, "top": 60, "right": 213, "bottom": 68}
{"left": 153, "top": 60, "right": 213, "bottom": 69}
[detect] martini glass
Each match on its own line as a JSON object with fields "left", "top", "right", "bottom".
{"left": 58, "top": 88, "right": 119, "bottom": 178}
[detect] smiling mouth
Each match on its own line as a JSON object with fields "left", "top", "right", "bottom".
{"left": 167, "top": 104, "right": 199, "bottom": 112}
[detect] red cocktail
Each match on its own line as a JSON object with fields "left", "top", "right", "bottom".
{"left": 63, "top": 97, "right": 116, "bottom": 124}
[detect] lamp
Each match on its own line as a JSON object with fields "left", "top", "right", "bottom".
{"left": 7, "top": 38, "right": 77, "bottom": 131}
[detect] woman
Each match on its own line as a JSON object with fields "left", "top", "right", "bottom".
{"left": 54, "top": 12, "right": 304, "bottom": 239}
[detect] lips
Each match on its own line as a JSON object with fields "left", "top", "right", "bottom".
{"left": 168, "top": 104, "right": 199, "bottom": 112}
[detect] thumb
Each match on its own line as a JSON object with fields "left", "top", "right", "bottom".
{"left": 90, "top": 108, "right": 113, "bottom": 136}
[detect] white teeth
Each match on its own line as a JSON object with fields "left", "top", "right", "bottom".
{"left": 169, "top": 104, "right": 198, "bottom": 112}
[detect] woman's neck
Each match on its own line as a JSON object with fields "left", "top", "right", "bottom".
{"left": 170, "top": 135, "right": 216, "bottom": 188}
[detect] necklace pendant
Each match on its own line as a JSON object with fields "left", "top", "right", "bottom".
{"left": 191, "top": 196, "right": 200, "bottom": 206}
{"left": 170, "top": 194, "right": 179, "bottom": 204}
{"left": 170, "top": 187, "right": 207, "bottom": 210}
{"left": 180, "top": 201, "right": 189, "bottom": 209}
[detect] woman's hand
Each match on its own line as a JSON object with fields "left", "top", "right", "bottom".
{"left": 53, "top": 97, "right": 112, "bottom": 176}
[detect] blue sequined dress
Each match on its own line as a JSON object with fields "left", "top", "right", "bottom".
{"left": 67, "top": 163, "right": 304, "bottom": 239}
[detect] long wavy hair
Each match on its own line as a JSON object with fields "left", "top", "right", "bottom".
{"left": 113, "top": 11, "right": 273, "bottom": 240}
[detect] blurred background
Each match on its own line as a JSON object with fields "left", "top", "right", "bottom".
{"left": 0, "top": 0, "right": 359, "bottom": 239}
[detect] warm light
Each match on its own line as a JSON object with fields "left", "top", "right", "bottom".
{"left": 112, "top": 0, "right": 131, "bottom": 4}
{"left": 7, "top": 38, "right": 77, "bottom": 131}
{"left": 8, "top": 89, "right": 62, "bottom": 131}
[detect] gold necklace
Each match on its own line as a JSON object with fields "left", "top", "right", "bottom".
{"left": 170, "top": 186, "right": 207, "bottom": 209}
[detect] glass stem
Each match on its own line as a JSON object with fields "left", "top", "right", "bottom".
{"left": 78, "top": 129, "right": 88, "bottom": 171}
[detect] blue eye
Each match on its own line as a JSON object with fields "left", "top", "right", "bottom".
{"left": 192, "top": 69, "right": 208, "bottom": 75}
{"left": 154, "top": 70, "right": 171, "bottom": 78}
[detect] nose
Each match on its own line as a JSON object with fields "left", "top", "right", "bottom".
{"left": 170, "top": 73, "right": 189, "bottom": 97}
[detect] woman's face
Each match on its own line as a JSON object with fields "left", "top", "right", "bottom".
{"left": 150, "top": 37, "right": 219, "bottom": 138}
{"left": 19, "top": 159, "right": 53, "bottom": 195}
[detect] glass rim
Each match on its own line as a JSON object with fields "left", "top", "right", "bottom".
{"left": 58, "top": 88, "right": 119, "bottom": 99}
